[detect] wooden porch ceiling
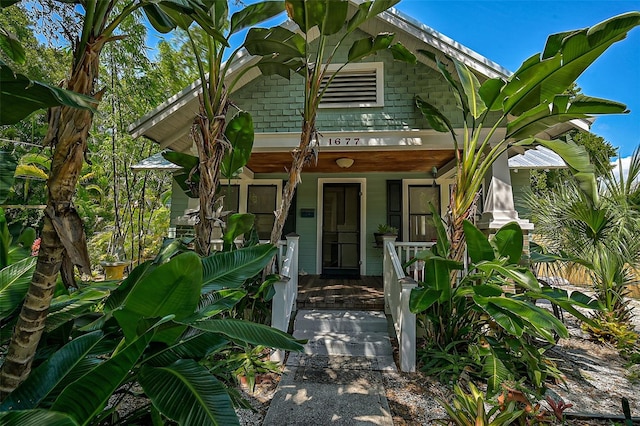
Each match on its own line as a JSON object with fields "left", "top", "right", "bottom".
{"left": 246, "top": 150, "right": 455, "bottom": 174}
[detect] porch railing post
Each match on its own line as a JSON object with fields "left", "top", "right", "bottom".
{"left": 286, "top": 233, "right": 300, "bottom": 306}
{"left": 399, "top": 277, "right": 418, "bottom": 372}
{"left": 271, "top": 276, "right": 290, "bottom": 363}
{"left": 382, "top": 235, "right": 397, "bottom": 315}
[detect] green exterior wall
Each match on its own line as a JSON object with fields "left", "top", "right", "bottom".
{"left": 232, "top": 30, "right": 463, "bottom": 133}
{"left": 511, "top": 170, "right": 532, "bottom": 220}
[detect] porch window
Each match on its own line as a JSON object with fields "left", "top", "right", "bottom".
{"left": 220, "top": 184, "right": 239, "bottom": 214}
{"left": 247, "top": 185, "right": 277, "bottom": 240}
{"left": 408, "top": 185, "right": 440, "bottom": 242}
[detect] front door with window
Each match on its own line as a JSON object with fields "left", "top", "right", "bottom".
{"left": 321, "top": 183, "right": 361, "bottom": 277}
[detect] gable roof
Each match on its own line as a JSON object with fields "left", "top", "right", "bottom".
{"left": 128, "top": 0, "right": 589, "bottom": 154}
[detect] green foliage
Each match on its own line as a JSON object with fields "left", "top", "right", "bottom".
{"left": 527, "top": 147, "right": 640, "bottom": 339}
{"left": 0, "top": 239, "right": 303, "bottom": 424}
{"left": 411, "top": 218, "right": 598, "bottom": 396}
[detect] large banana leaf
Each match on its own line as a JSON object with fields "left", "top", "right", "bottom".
{"left": 0, "top": 331, "right": 105, "bottom": 410}
{"left": 453, "top": 58, "right": 486, "bottom": 119}
{"left": 222, "top": 213, "right": 255, "bottom": 251}
{"left": 113, "top": 252, "right": 202, "bottom": 343}
{"left": 245, "top": 26, "right": 305, "bottom": 60}
{"left": 45, "top": 289, "right": 110, "bottom": 332}
{"left": 285, "top": 0, "right": 348, "bottom": 35}
{"left": 230, "top": 1, "right": 285, "bottom": 35}
{"left": 463, "top": 220, "right": 494, "bottom": 263}
{"left": 502, "top": 12, "right": 640, "bottom": 115}
{"left": 140, "top": 359, "right": 238, "bottom": 426}
{"left": 186, "top": 318, "right": 305, "bottom": 351}
{"left": 491, "top": 222, "right": 523, "bottom": 264}
{"left": 50, "top": 318, "right": 168, "bottom": 425}
{"left": 346, "top": 0, "right": 400, "bottom": 33}
{"left": 0, "top": 26, "right": 25, "bottom": 63}
{"left": 347, "top": 33, "right": 395, "bottom": 62}
{"left": 474, "top": 261, "right": 540, "bottom": 291}
{"left": 189, "top": 289, "right": 248, "bottom": 321}
{"left": 0, "top": 59, "right": 96, "bottom": 125}
{"left": 144, "top": 331, "right": 229, "bottom": 367}
{"left": 0, "top": 256, "right": 37, "bottom": 320}
{"left": 104, "top": 259, "right": 155, "bottom": 312}
{"left": 0, "top": 409, "right": 79, "bottom": 426}
{"left": 201, "top": 244, "right": 277, "bottom": 292}
{"left": 482, "top": 347, "right": 511, "bottom": 397}
{"left": 221, "top": 112, "right": 254, "bottom": 179}
{"left": 485, "top": 296, "right": 568, "bottom": 341}
{"left": 409, "top": 287, "right": 441, "bottom": 313}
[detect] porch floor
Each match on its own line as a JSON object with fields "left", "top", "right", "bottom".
{"left": 296, "top": 275, "right": 384, "bottom": 311}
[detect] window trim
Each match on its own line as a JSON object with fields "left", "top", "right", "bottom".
{"left": 401, "top": 179, "right": 446, "bottom": 242}
{"left": 318, "top": 62, "right": 384, "bottom": 109}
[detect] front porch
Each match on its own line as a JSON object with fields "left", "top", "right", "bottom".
{"left": 296, "top": 275, "right": 384, "bottom": 311}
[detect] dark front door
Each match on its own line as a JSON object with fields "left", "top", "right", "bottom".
{"left": 322, "top": 183, "right": 361, "bottom": 277}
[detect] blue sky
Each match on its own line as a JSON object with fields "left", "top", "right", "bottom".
{"left": 394, "top": 1, "right": 640, "bottom": 158}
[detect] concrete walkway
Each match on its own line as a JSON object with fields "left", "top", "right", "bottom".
{"left": 263, "top": 310, "right": 396, "bottom": 425}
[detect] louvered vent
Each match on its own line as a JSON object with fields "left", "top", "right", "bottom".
{"left": 319, "top": 64, "right": 382, "bottom": 108}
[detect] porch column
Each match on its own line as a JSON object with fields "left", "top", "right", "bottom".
{"left": 382, "top": 234, "right": 398, "bottom": 315}
{"left": 477, "top": 151, "right": 533, "bottom": 260}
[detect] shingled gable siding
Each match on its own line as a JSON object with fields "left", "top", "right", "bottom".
{"left": 231, "top": 29, "right": 463, "bottom": 133}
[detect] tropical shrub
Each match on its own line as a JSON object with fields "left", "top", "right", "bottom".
{"left": 0, "top": 228, "right": 303, "bottom": 425}
{"left": 410, "top": 215, "right": 599, "bottom": 396}
{"left": 527, "top": 147, "right": 640, "bottom": 349}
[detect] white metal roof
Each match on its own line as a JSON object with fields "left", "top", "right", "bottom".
{"left": 508, "top": 146, "right": 567, "bottom": 169}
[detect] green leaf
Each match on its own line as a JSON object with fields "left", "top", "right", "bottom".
{"left": 245, "top": 26, "right": 305, "bottom": 59}
{"left": 222, "top": 112, "right": 254, "bottom": 179}
{"left": 45, "top": 289, "right": 110, "bottom": 332}
{"left": 223, "top": 213, "right": 255, "bottom": 251}
{"left": 51, "top": 322, "right": 162, "bottom": 425}
{"left": 483, "top": 347, "right": 512, "bottom": 397}
{"left": 162, "top": 150, "right": 199, "bottom": 170}
{"left": 144, "top": 331, "right": 229, "bottom": 367}
{"left": 463, "top": 220, "right": 494, "bottom": 263}
{"left": 188, "top": 289, "right": 247, "bottom": 321}
{"left": 113, "top": 252, "right": 202, "bottom": 342}
{"left": 487, "top": 296, "right": 568, "bottom": 341}
{"left": 285, "top": 0, "right": 347, "bottom": 35}
{"left": 186, "top": 318, "right": 305, "bottom": 351}
{"left": 415, "top": 95, "right": 455, "bottom": 135}
{"left": 452, "top": 58, "right": 486, "bottom": 119}
{"left": 140, "top": 360, "right": 238, "bottom": 426}
{"left": 143, "top": 4, "right": 176, "bottom": 33}
{"left": 201, "top": 244, "right": 276, "bottom": 292}
{"left": 104, "top": 260, "right": 155, "bottom": 312}
{"left": 409, "top": 287, "right": 441, "bottom": 313}
{"left": 0, "top": 256, "right": 36, "bottom": 320}
{"left": 478, "top": 77, "right": 506, "bottom": 111}
{"left": 389, "top": 43, "right": 417, "bottom": 64}
{"left": 0, "top": 63, "right": 96, "bottom": 125}
{"left": 346, "top": 0, "right": 400, "bottom": 33}
{"left": 347, "top": 33, "right": 394, "bottom": 63}
{"left": 0, "top": 331, "right": 104, "bottom": 410}
{"left": 475, "top": 262, "right": 540, "bottom": 291}
{"left": 0, "top": 409, "right": 79, "bottom": 426}
{"left": 491, "top": 222, "right": 523, "bottom": 264}
{"left": 502, "top": 12, "right": 640, "bottom": 115}
{"left": 230, "top": 1, "right": 285, "bottom": 35}
{"left": 474, "top": 295, "right": 524, "bottom": 337}
{"left": 0, "top": 27, "right": 25, "bottom": 63}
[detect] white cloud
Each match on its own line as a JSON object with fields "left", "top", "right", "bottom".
{"left": 610, "top": 156, "right": 637, "bottom": 183}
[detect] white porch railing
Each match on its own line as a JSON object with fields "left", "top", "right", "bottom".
{"left": 271, "top": 233, "right": 300, "bottom": 362}
{"left": 393, "top": 241, "right": 435, "bottom": 282}
{"left": 382, "top": 235, "right": 418, "bottom": 372}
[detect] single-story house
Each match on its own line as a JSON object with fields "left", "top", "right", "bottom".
{"left": 129, "top": 1, "right": 576, "bottom": 278}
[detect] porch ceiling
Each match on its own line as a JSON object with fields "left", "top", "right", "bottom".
{"left": 246, "top": 149, "right": 454, "bottom": 174}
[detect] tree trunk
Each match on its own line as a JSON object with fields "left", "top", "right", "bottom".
{"left": 0, "top": 38, "right": 101, "bottom": 400}
{"left": 269, "top": 120, "right": 316, "bottom": 246}
{"left": 193, "top": 94, "right": 228, "bottom": 257}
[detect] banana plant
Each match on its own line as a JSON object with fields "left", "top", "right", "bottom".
{"left": 410, "top": 215, "right": 600, "bottom": 395}
{"left": 0, "top": 0, "right": 234, "bottom": 397}
{"left": 0, "top": 230, "right": 304, "bottom": 425}
{"left": 415, "top": 12, "right": 640, "bottom": 263}
{"left": 159, "top": 1, "right": 285, "bottom": 256}
{"left": 244, "top": 0, "right": 416, "bottom": 247}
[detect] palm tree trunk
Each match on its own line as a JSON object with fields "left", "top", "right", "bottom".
{"left": 193, "top": 94, "right": 228, "bottom": 256}
{"left": 0, "top": 38, "right": 102, "bottom": 400}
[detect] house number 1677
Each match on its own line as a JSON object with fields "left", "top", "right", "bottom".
{"left": 326, "top": 137, "right": 360, "bottom": 145}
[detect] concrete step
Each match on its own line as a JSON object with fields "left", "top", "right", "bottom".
{"left": 293, "top": 330, "right": 393, "bottom": 357}
{"left": 294, "top": 309, "right": 388, "bottom": 333}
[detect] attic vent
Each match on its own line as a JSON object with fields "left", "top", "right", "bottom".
{"left": 319, "top": 63, "right": 383, "bottom": 108}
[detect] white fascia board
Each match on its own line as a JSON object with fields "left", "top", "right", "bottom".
{"left": 252, "top": 128, "right": 506, "bottom": 151}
